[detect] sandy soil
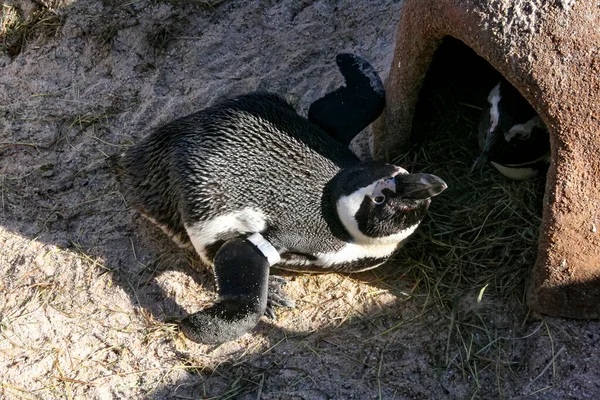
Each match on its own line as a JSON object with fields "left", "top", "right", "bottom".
{"left": 1, "top": 0, "right": 600, "bottom": 399}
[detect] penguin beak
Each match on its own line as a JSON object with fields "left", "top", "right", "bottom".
{"left": 393, "top": 173, "right": 447, "bottom": 200}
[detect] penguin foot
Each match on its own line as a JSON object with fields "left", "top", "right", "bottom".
{"left": 265, "top": 275, "right": 295, "bottom": 320}
{"left": 179, "top": 237, "right": 273, "bottom": 343}
{"left": 308, "top": 53, "right": 385, "bottom": 146}
{"left": 179, "top": 296, "right": 263, "bottom": 344}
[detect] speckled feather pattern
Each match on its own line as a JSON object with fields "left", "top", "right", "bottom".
{"left": 117, "top": 93, "right": 360, "bottom": 263}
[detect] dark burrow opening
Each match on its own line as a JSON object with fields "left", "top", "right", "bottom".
{"left": 387, "top": 37, "right": 547, "bottom": 310}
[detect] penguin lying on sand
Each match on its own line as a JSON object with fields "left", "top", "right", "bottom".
{"left": 114, "top": 54, "right": 447, "bottom": 344}
{"left": 472, "top": 78, "right": 550, "bottom": 180}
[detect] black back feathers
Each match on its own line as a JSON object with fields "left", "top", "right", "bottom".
{"left": 308, "top": 54, "right": 385, "bottom": 146}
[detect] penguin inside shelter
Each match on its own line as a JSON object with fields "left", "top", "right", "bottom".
{"left": 113, "top": 54, "right": 447, "bottom": 344}
{"left": 472, "top": 77, "right": 550, "bottom": 180}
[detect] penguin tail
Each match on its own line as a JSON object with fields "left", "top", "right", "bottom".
{"left": 106, "top": 152, "right": 126, "bottom": 182}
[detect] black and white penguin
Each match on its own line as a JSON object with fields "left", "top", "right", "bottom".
{"left": 114, "top": 54, "right": 447, "bottom": 344}
{"left": 472, "top": 78, "right": 550, "bottom": 180}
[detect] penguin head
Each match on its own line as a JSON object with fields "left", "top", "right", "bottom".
{"left": 473, "top": 80, "right": 550, "bottom": 180}
{"left": 333, "top": 162, "right": 447, "bottom": 245}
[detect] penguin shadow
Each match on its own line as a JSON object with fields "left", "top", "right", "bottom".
{"left": 0, "top": 148, "right": 223, "bottom": 330}
{"left": 145, "top": 263, "right": 446, "bottom": 400}
{"left": 108, "top": 215, "right": 217, "bottom": 324}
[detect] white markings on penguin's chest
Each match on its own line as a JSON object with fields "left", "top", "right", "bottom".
{"left": 488, "top": 82, "right": 501, "bottom": 137}
{"left": 278, "top": 224, "right": 417, "bottom": 271}
{"left": 316, "top": 237, "right": 409, "bottom": 267}
{"left": 489, "top": 162, "right": 539, "bottom": 181}
{"left": 185, "top": 208, "right": 267, "bottom": 265}
{"left": 490, "top": 149, "right": 551, "bottom": 181}
{"left": 504, "top": 115, "right": 545, "bottom": 142}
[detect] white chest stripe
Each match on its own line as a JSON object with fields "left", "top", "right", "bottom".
{"left": 504, "top": 115, "right": 545, "bottom": 142}
{"left": 247, "top": 232, "right": 281, "bottom": 266}
{"left": 277, "top": 224, "right": 418, "bottom": 269}
{"left": 185, "top": 208, "right": 267, "bottom": 265}
{"left": 315, "top": 240, "right": 402, "bottom": 267}
{"left": 488, "top": 83, "right": 501, "bottom": 136}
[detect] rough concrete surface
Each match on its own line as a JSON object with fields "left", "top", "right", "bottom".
{"left": 373, "top": 0, "right": 600, "bottom": 319}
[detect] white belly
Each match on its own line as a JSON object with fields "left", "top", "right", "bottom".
{"left": 315, "top": 242, "right": 399, "bottom": 267}
{"left": 184, "top": 208, "right": 267, "bottom": 265}
{"left": 278, "top": 240, "right": 402, "bottom": 272}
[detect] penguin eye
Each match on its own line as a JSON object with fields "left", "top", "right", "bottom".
{"left": 373, "top": 195, "right": 386, "bottom": 205}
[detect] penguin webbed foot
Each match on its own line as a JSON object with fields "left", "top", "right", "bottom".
{"left": 265, "top": 275, "right": 295, "bottom": 320}
{"left": 179, "top": 237, "right": 272, "bottom": 344}
{"left": 308, "top": 53, "right": 385, "bottom": 146}
{"left": 179, "top": 296, "right": 265, "bottom": 344}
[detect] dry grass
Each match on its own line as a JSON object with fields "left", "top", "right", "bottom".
{"left": 378, "top": 44, "right": 548, "bottom": 392}
{"left": 395, "top": 131, "right": 544, "bottom": 308}
{"left": 0, "top": 3, "right": 63, "bottom": 58}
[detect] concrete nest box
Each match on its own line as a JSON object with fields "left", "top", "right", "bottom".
{"left": 372, "top": 0, "right": 600, "bottom": 318}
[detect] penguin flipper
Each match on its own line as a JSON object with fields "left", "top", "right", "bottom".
{"left": 179, "top": 238, "right": 270, "bottom": 344}
{"left": 308, "top": 53, "right": 385, "bottom": 146}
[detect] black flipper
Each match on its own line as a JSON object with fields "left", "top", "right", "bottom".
{"left": 308, "top": 53, "right": 385, "bottom": 146}
{"left": 179, "top": 238, "right": 270, "bottom": 344}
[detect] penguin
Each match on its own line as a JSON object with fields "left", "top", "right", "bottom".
{"left": 472, "top": 78, "right": 550, "bottom": 180}
{"left": 113, "top": 54, "right": 447, "bottom": 344}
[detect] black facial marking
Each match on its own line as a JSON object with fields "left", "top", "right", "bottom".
{"left": 324, "top": 161, "right": 402, "bottom": 242}
{"left": 333, "top": 161, "right": 399, "bottom": 198}
{"left": 355, "top": 196, "right": 430, "bottom": 238}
